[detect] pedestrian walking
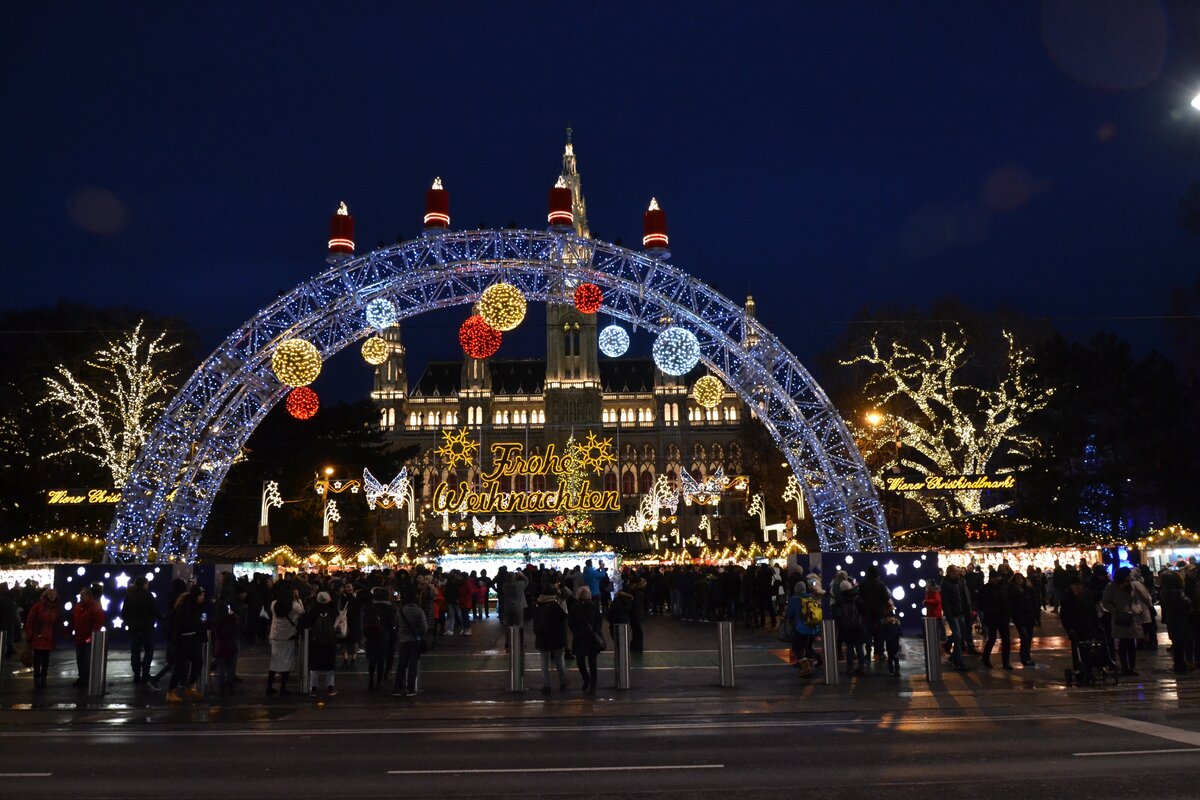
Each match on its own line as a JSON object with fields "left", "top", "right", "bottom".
{"left": 23, "top": 588, "right": 59, "bottom": 691}
{"left": 569, "top": 586, "right": 603, "bottom": 694}
{"left": 70, "top": 587, "right": 106, "bottom": 689}
{"left": 165, "top": 586, "right": 207, "bottom": 702}
{"left": 304, "top": 591, "right": 339, "bottom": 696}
{"left": 785, "top": 581, "right": 822, "bottom": 676}
{"left": 121, "top": 576, "right": 160, "bottom": 685}
{"left": 392, "top": 592, "right": 429, "bottom": 697}
{"left": 1102, "top": 567, "right": 1151, "bottom": 676}
{"left": 364, "top": 587, "right": 397, "bottom": 691}
{"left": 836, "top": 580, "right": 867, "bottom": 676}
{"left": 267, "top": 590, "right": 302, "bottom": 695}
{"left": 534, "top": 584, "right": 569, "bottom": 695}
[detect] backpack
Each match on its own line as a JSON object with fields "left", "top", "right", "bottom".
{"left": 840, "top": 598, "right": 863, "bottom": 630}
{"left": 362, "top": 602, "right": 383, "bottom": 638}
{"left": 800, "top": 596, "right": 823, "bottom": 626}
{"left": 311, "top": 611, "right": 336, "bottom": 646}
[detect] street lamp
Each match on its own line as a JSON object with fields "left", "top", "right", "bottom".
{"left": 1191, "top": 91, "right": 1200, "bottom": 112}
{"left": 865, "top": 410, "right": 884, "bottom": 427}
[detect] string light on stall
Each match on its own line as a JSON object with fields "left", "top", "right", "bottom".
{"left": 271, "top": 339, "right": 322, "bottom": 387}
{"left": 478, "top": 282, "right": 526, "bottom": 331}
{"left": 653, "top": 326, "right": 701, "bottom": 376}
{"left": 365, "top": 298, "right": 397, "bottom": 330}
{"left": 360, "top": 336, "right": 390, "bottom": 365}
{"left": 459, "top": 314, "right": 502, "bottom": 359}
{"left": 598, "top": 325, "right": 630, "bottom": 358}
{"left": 693, "top": 375, "right": 724, "bottom": 409}
{"left": 286, "top": 387, "right": 319, "bottom": 420}
{"left": 573, "top": 283, "right": 603, "bottom": 314}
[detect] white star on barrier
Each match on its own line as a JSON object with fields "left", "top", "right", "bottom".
{"left": 883, "top": 560, "right": 899, "bottom": 576}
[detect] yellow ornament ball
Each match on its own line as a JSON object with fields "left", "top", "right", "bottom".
{"left": 478, "top": 282, "right": 526, "bottom": 332}
{"left": 693, "top": 375, "right": 724, "bottom": 409}
{"left": 271, "top": 338, "right": 322, "bottom": 387}
{"left": 361, "top": 336, "right": 390, "bottom": 365}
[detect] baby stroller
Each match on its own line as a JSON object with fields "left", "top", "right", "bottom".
{"left": 1065, "top": 639, "right": 1119, "bottom": 686}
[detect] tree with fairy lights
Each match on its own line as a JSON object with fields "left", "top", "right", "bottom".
{"left": 39, "top": 322, "right": 180, "bottom": 487}
{"left": 842, "top": 327, "right": 1051, "bottom": 521}
{"left": 549, "top": 434, "right": 593, "bottom": 536}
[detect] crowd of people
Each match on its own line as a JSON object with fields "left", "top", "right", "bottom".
{"left": 3, "top": 554, "right": 1199, "bottom": 698}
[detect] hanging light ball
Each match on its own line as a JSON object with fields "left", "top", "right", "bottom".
{"left": 286, "top": 387, "right": 319, "bottom": 420}
{"left": 361, "top": 336, "right": 390, "bottom": 365}
{"left": 598, "top": 324, "right": 630, "bottom": 358}
{"left": 478, "top": 282, "right": 526, "bottom": 331}
{"left": 573, "top": 283, "right": 603, "bottom": 314}
{"left": 652, "top": 326, "right": 701, "bottom": 376}
{"left": 271, "top": 338, "right": 322, "bottom": 387}
{"left": 365, "top": 298, "right": 397, "bottom": 330}
{"left": 459, "top": 314, "right": 502, "bottom": 359}
{"left": 693, "top": 375, "right": 725, "bottom": 409}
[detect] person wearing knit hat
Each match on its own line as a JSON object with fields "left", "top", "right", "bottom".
{"left": 316, "top": 591, "right": 331, "bottom": 605}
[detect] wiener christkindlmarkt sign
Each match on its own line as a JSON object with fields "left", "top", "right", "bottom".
{"left": 430, "top": 428, "right": 620, "bottom": 514}
{"left": 882, "top": 475, "right": 1017, "bottom": 492}
{"left": 46, "top": 488, "right": 122, "bottom": 505}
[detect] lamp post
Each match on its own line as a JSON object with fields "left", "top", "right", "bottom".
{"left": 313, "top": 467, "right": 361, "bottom": 546}
{"left": 259, "top": 480, "right": 283, "bottom": 545}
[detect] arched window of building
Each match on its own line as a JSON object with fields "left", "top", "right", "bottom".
{"left": 494, "top": 410, "right": 502, "bottom": 424}
{"left": 532, "top": 474, "right": 545, "bottom": 492}
{"left": 729, "top": 406, "right": 738, "bottom": 422}
{"left": 604, "top": 469, "right": 618, "bottom": 493}
{"left": 621, "top": 469, "right": 636, "bottom": 496}
{"left": 380, "top": 409, "right": 389, "bottom": 429}
{"left": 639, "top": 469, "right": 654, "bottom": 495}
{"left": 475, "top": 406, "right": 483, "bottom": 425}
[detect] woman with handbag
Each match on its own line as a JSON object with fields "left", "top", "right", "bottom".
{"left": 569, "top": 586, "right": 604, "bottom": 695}
{"left": 23, "top": 588, "right": 59, "bottom": 690}
{"left": 1102, "top": 567, "right": 1151, "bottom": 676}
{"left": 267, "top": 589, "right": 302, "bottom": 695}
{"left": 392, "top": 592, "right": 429, "bottom": 697}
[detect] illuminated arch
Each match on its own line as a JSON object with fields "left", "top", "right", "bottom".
{"left": 107, "top": 230, "right": 887, "bottom": 562}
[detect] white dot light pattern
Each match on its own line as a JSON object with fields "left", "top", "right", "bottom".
{"left": 365, "top": 298, "right": 397, "bottom": 330}
{"left": 804, "top": 550, "right": 938, "bottom": 636}
{"left": 271, "top": 339, "right": 322, "bottom": 387}
{"left": 652, "top": 326, "right": 701, "bottom": 376}
{"left": 598, "top": 324, "right": 630, "bottom": 357}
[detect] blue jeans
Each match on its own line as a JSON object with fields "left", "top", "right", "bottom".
{"left": 394, "top": 641, "right": 422, "bottom": 693}
{"left": 946, "top": 615, "right": 968, "bottom": 663}
{"left": 129, "top": 631, "right": 154, "bottom": 681}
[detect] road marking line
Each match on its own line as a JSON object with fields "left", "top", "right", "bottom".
{"left": 1074, "top": 748, "right": 1200, "bottom": 757}
{"left": 1079, "top": 714, "right": 1200, "bottom": 748}
{"left": 387, "top": 764, "right": 723, "bottom": 775}
{"left": 0, "top": 773, "right": 52, "bottom": 777}
{"left": 0, "top": 712, "right": 1074, "bottom": 738}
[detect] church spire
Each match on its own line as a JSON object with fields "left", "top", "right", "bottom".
{"left": 560, "top": 127, "right": 590, "bottom": 238}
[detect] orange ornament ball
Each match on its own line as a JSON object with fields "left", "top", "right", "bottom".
{"left": 286, "top": 387, "right": 319, "bottom": 420}
{"left": 459, "top": 314, "right": 502, "bottom": 359}
{"left": 573, "top": 282, "right": 603, "bottom": 314}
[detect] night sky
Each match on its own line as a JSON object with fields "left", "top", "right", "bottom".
{"left": 4, "top": 3, "right": 1199, "bottom": 400}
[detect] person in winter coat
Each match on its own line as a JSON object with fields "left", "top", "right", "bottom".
{"left": 70, "top": 587, "right": 107, "bottom": 689}
{"left": 363, "top": 587, "right": 398, "bottom": 691}
{"left": 23, "top": 588, "right": 59, "bottom": 690}
{"left": 267, "top": 589, "right": 303, "bottom": 695}
{"left": 150, "top": 579, "right": 187, "bottom": 688}
{"left": 784, "top": 582, "right": 822, "bottom": 676}
{"left": 338, "top": 583, "right": 362, "bottom": 668}
{"left": 121, "top": 576, "right": 161, "bottom": 685}
{"left": 976, "top": 574, "right": 1013, "bottom": 670}
{"left": 213, "top": 601, "right": 241, "bottom": 696}
{"left": 473, "top": 570, "right": 491, "bottom": 619}
{"left": 165, "top": 586, "right": 207, "bottom": 702}
{"left": 624, "top": 572, "right": 648, "bottom": 652}
{"left": 501, "top": 571, "right": 530, "bottom": 650}
{"left": 858, "top": 566, "right": 889, "bottom": 661}
{"left": 303, "top": 591, "right": 339, "bottom": 696}
{"left": 836, "top": 581, "right": 868, "bottom": 676}
{"left": 392, "top": 591, "right": 429, "bottom": 697}
{"left": 534, "top": 588, "right": 570, "bottom": 694}
{"left": 568, "top": 586, "right": 604, "bottom": 694}
{"left": 1010, "top": 573, "right": 1039, "bottom": 667}
{"left": 939, "top": 566, "right": 971, "bottom": 670}
{"left": 881, "top": 606, "right": 903, "bottom": 676}
{"left": 457, "top": 575, "right": 475, "bottom": 636}
{"left": 1159, "top": 569, "right": 1193, "bottom": 673}
{"left": 1102, "top": 567, "right": 1152, "bottom": 676}
{"left": 1060, "top": 574, "right": 1100, "bottom": 671}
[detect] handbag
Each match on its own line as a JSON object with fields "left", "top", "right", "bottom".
{"left": 20, "top": 646, "right": 34, "bottom": 668}
{"left": 592, "top": 624, "right": 607, "bottom": 652}
{"left": 777, "top": 618, "right": 795, "bottom": 642}
{"left": 399, "top": 607, "right": 430, "bottom": 654}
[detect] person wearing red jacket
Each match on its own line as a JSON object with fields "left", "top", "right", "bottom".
{"left": 457, "top": 576, "right": 475, "bottom": 636}
{"left": 70, "top": 587, "right": 107, "bottom": 689}
{"left": 23, "top": 588, "right": 60, "bottom": 690}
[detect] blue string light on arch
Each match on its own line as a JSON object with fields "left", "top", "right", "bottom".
{"left": 106, "top": 229, "right": 888, "bottom": 563}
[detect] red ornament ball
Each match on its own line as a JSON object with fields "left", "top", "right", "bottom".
{"left": 573, "top": 282, "right": 603, "bottom": 314}
{"left": 286, "top": 387, "right": 319, "bottom": 420}
{"left": 459, "top": 314, "right": 502, "bottom": 359}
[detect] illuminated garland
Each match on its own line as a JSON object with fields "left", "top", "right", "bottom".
{"left": 1135, "top": 524, "right": 1200, "bottom": 551}
{"left": 459, "top": 315, "right": 502, "bottom": 359}
{"left": 2, "top": 529, "right": 106, "bottom": 552}
{"left": 286, "top": 387, "right": 319, "bottom": 419}
{"left": 573, "top": 283, "right": 603, "bottom": 314}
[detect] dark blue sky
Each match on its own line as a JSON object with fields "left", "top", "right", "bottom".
{"left": 4, "top": 3, "right": 1199, "bottom": 398}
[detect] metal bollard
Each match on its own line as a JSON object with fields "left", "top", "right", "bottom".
{"left": 613, "top": 623, "right": 631, "bottom": 690}
{"left": 298, "top": 629, "right": 310, "bottom": 692}
{"left": 0, "top": 631, "right": 6, "bottom": 689}
{"left": 508, "top": 626, "right": 524, "bottom": 692}
{"left": 717, "top": 621, "right": 735, "bottom": 688}
{"left": 87, "top": 628, "right": 109, "bottom": 697}
{"left": 197, "top": 631, "right": 212, "bottom": 695}
{"left": 821, "top": 619, "right": 838, "bottom": 685}
{"left": 923, "top": 617, "right": 942, "bottom": 682}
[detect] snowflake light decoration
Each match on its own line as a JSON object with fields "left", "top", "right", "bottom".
{"left": 360, "top": 336, "right": 389, "bottom": 365}
{"left": 365, "top": 298, "right": 397, "bottom": 330}
{"left": 653, "top": 326, "right": 700, "bottom": 376}
{"left": 272, "top": 339, "right": 322, "bottom": 387}
{"left": 574, "top": 431, "right": 615, "bottom": 473}
{"left": 435, "top": 427, "right": 479, "bottom": 469}
{"left": 478, "top": 282, "right": 526, "bottom": 331}
{"left": 598, "top": 324, "right": 630, "bottom": 358}
{"left": 573, "top": 283, "right": 603, "bottom": 314}
{"left": 459, "top": 315, "right": 502, "bottom": 359}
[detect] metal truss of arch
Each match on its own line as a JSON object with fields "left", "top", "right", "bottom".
{"left": 106, "top": 230, "right": 889, "bottom": 563}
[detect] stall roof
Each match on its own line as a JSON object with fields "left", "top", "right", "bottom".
{"left": 892, "top": 514, "right": 1122, "bottom": 550}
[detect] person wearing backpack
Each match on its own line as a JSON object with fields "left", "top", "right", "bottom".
{"left": 303, "top": 592, "right": 339, "bottom": 697}
{"left": 785, "top": 582, "right": 822, "bottom": 676}
{"left": 392, "top": 591, "right": 429, "bottom": 697}
{"left": 362, "top": 587, "right": 397, "bottom": 690}
{"left": 836, "top": 580, "right": 868, "bottom": 676}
